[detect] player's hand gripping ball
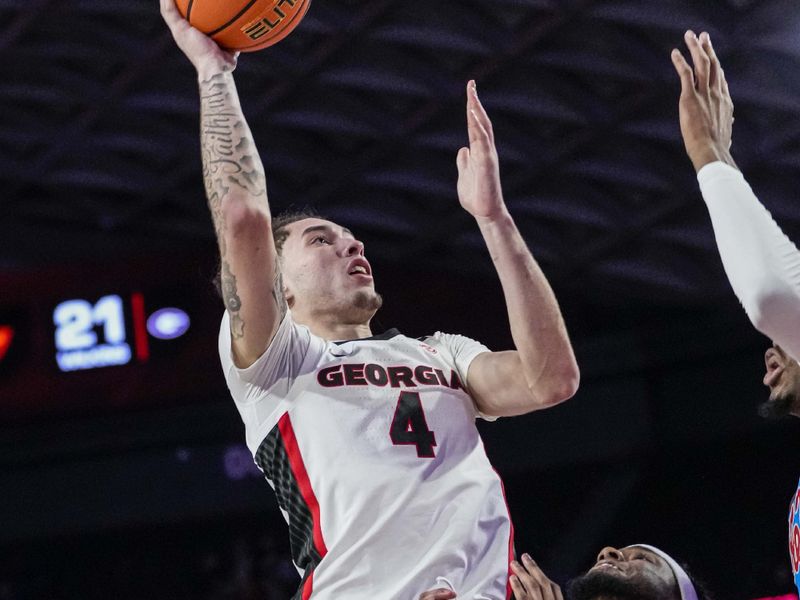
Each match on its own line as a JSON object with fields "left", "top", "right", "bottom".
{"left": 176, "top": 0, "right": 311, "bottom": 52}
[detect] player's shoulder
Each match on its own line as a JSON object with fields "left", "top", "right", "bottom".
{"left": 415, "top": 331, "right": 481, "bottom": 352}
{"left": 420, "top": 330, "right": 478, "bottom": 344}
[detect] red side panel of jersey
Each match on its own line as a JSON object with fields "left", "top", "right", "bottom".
{"left": 278, "top": 413, "right": 329, "bottom": 599}
{"left": 302, "top": 573, "right": 314, "bottom": 600}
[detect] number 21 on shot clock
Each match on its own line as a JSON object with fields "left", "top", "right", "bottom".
{"left": 52, "top": 292, "right": 190, "bottom": 373}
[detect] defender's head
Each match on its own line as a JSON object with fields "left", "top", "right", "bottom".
{"left": 272, "top": 211, "right": 382, "bottom": 326}
{"left": 762, "top": 344, "right": 800, "bottom": 418}
{"left": 567, "top": 545, "right": 707, "bottom": 600}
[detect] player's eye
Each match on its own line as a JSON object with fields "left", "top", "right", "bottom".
{"left": 633, "top": 553, "right": 653, "bottom": 563}
{"left": 311, "top": 236, "right": 330, "bottom": 245}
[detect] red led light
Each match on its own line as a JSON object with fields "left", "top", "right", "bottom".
{"left": 0, "top": 325, "right": 14, "bottom": 361}
{"left": 130, "top": 293, "right": 150, "bottom": 363}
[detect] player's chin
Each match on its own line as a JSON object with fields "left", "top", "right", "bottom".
{"left": 353, "top": 289, "right": 383, "bottom": 313}
{"left": 758, "top": 390, "right": 797, "bottom": 419}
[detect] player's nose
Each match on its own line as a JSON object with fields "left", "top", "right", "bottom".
{"left": 343, "top": 239, "right": 364, "bottom": 257}
{"left": 597, "top": 546, "right": 625, "bottom": 562}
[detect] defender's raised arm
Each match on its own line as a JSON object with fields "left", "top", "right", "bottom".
{"left": 672, "top": 31, "right": 800, "bottom": 362}
{"left": 161, "top": 0, "right": 283, "bottom": 368}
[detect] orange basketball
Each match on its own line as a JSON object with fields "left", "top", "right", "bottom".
{"left": 176, "top": 0, "right": 311, "bottom": 52}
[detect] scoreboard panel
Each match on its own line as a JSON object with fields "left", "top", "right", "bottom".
{"left": 0, "top": 255, "right": 227, "bottom": 423}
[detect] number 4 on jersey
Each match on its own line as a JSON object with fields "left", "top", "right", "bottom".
{"left": 390, "top": 391, "right": 437, "bottom": 458}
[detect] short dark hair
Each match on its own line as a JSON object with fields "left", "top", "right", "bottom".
{"left": 212, "top": 208, "right": 326, "bottom": 298}
{"left": 271, "top": 208, "right": 325, "bottom": 256}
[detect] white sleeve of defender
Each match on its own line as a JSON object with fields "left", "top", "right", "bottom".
{"left": 218, "top": 311, "right": 325, "bottom": 451}
{"left": 431, "top": 331, "right": 494, "bottom": 420}
{"left": 699, "top": 161, "right": 800, "bottom": 362}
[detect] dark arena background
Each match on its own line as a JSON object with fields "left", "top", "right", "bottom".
{"left": 2, "top": 0, "right": 800, "bottom": 598}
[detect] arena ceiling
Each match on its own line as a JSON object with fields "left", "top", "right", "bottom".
{"left": 1, "top": 0, "right": 799, "bottom": 306}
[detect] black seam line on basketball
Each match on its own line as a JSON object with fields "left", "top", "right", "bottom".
{"left": 228, "top": 1, "right": 309, "bottom": 50}
{"left": 207, "top": 0, "right": 261, "bottom": 36}
{"left": 186, "top": 0, "right": 195, "bottom": 23}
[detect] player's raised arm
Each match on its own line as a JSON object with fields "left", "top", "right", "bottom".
{"left": 161, "top": 0, "right": 283, "bottom": 368}
{"left": 455, "top": 81, "right": 579, "bottom": 417}
{"left": 672, "top": 31, "right": 800, "bottom": 361}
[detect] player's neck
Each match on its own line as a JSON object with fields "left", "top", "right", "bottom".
{"left": 303, "top": 317, "right": 373, "bottom": 342}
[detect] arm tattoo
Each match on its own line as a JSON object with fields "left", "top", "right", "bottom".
{"left": 199, "top": 72, "right": 267, "bottom": 239}
{"left": 220, "top": 260, "right": 245, "bottom": 339}
{"left": 199, "top": 71, "right": 270, "bottom": 328}
{"left": 272, "top": 256, "right": 288, "bottom": 321}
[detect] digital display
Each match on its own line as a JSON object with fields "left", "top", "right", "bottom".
{"left": 0, "top": 254, "right": 225, "bottom": 423}
{"left": 52, "top": 293, "right": 191, "bottom": 373}
{"left": 54, "top": 295, "right": 132, "bottom": 371}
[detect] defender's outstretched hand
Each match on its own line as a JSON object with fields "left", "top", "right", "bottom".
{"left": 160, "top": 0, "right": 238, "bottom": 77}
{"left": 510, "top": 554, "right": 563, "bottom": 600}
{"left": 419, "top": 589, "right": 457, "bottom": 600}
{"left": 671, "top": 30, "right": 736, "bottom": 172}
{"left": 457, "top": 81, "right": 506, "bottom": 221}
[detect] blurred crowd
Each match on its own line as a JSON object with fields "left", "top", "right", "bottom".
{"left": 0, "top": 518, "right": 299, "bottom": 600}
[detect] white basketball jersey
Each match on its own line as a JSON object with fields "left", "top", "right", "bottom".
{"left": 219, "top": 312, "right": 513, "bottom": 600}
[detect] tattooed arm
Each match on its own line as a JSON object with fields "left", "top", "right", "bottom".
{"left": 161, "top": 0, "right": 284, "bottom": 368}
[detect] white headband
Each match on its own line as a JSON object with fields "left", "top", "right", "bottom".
{"left": 626, "top": 544, "right": 698, "bottom": 600}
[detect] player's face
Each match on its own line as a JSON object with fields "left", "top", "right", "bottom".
{"left": 567, "top": 546, "right": 679, "bottom": 600}
{"left": 761, "top": 344, "right": 800, "bottom": 418}
{"left": 278, "top": 218, "right": 382, "bottom": 322}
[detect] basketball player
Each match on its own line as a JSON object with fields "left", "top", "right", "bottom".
{"left": 159, "top": 1, "right": 580, "bottom": 598}
{"left": 421, "top": 546, "right": 708, "bottom": 600}
{"left": 671, "top": 30, "right": 800, "bottom": 592}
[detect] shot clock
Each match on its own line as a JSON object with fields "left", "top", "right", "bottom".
{"left": 0, "top": 252, "right": 228, "bottom": 422}
{"left": 52, "top": 293, "right": 191, "bottom": 372}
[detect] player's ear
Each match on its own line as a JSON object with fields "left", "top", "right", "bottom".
{"left": 281, "top": 277, "right": 295, "bottom": 308}
{"left": 276, "top": 254, "right": 294, "bottom": 307}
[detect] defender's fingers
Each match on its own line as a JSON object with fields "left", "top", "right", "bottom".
{"left": 521, "top": 555, "right": 554, "bottom": 600}
{"left": 521, "top": 554, "right": 547, "bottom": 584}
{"left": 670, "top": 49, "right": 694, "bottom": 96}
{"left": 542, "top": 584, "right": 555, "bottom": 600}
{"left": 700, "top": 32, "right": 719, "bottom": 92}
{"left": 511, "top": 560, "right": 537, "bottom": 590}
{"left": 509, "top": 575, "right": 529, "bottom": 599}
{"left": 685, "top": 30, "right": 710, "bottom": 93}
{"left": 552, "top": 582, "right": 564, "bottom": 600}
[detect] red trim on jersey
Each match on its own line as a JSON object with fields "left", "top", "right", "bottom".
{"left": 493, "top": 467, "right": 515, "bottom": 600}
{"left": 278, "top": 413, "right": 329, "bottom": 559}
{"left": 302, "top": 572, "right": 314, "bottom": 600}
